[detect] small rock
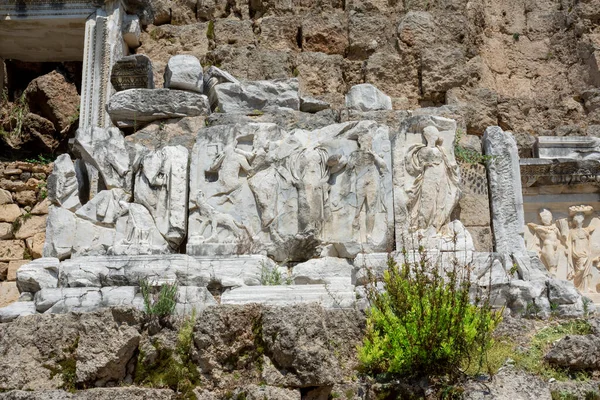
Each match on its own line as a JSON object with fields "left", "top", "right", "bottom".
{"left": 0, "top": 281, "right": 19, "bottom": 307}
{"left": 26, "top": 232, "right": 45, "bottom": 259}
{"left": 14, "top": 191, "right": 37, "bottom": 207}
{"left": 545, "top": 335, "right": 600, "bottom": 370}
{"left": 7, "top": 260, "right": 29, "bottom": 281}
{"left": 14, "top": 215, "right": 47, "bottom": 240}
{"left": 0, "top": 222, "right": 13, "bottom": 239}
{"left": 345, "top": 83, "right": 392, "bottom": 111}
{"left": 0, "top": 240, "right": 26, "bottom": 262}
{"left": 164, "top": 54, "right": 203, "bottom": 93}
{"left": 0, "top": 189, "right": 13, "bottom": 205}
{"left": 0, "top": 204, "right": 22, "bottom": 223}
{"left": 31, "top": 198, "right": 50, "bottom": 215}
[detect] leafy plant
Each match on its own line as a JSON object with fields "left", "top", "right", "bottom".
{"left": 259, "top": 262, "right": 291, "bottom": 285}
{"left": 135, "top": 310, "right": 200, "bottom": 399}
{"left": 358, "top": 249, "right": 501, "bottom": 379}
{"left": 513, "top": 32, "right": 520, "bottom": 41}
{"left": 0, "top": 91, "right": 29, "bottom": 139}
{"left": 139, "top": 278, "right": 178, "bottom": 318}
{"left": 454, "top": 129, "right": 494, "bottom": 165}
{"left": 25, "top": 154, "right": 54, "bottom": 165}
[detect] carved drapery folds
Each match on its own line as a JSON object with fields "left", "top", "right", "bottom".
{"left": 393, "top": 115, "right": 473, "bottom": 252}
{"left": 187, "top": 121, "right": 394, "bottom": 261}
{"left": 525, "top": 205, "right": 600, "bottom": 293}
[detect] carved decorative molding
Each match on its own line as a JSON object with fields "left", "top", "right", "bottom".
{"left": 520, "top": 159, "right": 600, "bottom": 187}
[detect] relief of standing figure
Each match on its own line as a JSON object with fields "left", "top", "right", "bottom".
{"left": 405, "top": 126, "right": 460, "bottom": 233}
{"left": 527, "top": 208, "right": 563, "bottom": 277}
{"left": 562, "top": 205, "right": 596, "bottom": 292}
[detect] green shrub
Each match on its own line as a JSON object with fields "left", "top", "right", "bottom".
{"left": 139, "top": 279, "right": 178, "bottom": 318}
{"left": 358, "top": 249, "right": 501, "bottom": 379}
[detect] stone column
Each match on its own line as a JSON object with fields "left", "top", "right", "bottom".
{"left": 483, "top": 126, "right": 527, "bottom": 256}
{"left": 78, "top": 0, "right": 127, "bottom": 198}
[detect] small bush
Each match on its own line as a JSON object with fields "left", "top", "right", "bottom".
{"left": 260, "top": 262, "right": 290, "bottom": 285}
{"left": 140, "top": 279, "right": 178, "bottom": 318}
{"left": 358, "top": 249, "right": 501, "bottom": 379}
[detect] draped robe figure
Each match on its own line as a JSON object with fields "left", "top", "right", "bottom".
{"left": 405, "top": 126, "right": 460, "bottom": 233}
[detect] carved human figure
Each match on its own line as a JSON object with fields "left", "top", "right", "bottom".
{"left": 207, "top": 139, "right": 255, "bottom": 204}
{"left": 405, "top": 126, "right": 460, "bottom": 232}
{"left": 564, "top": 205, "right": 596, "bottom": 292}
{"left": 527, "top": 208, "right": 562, "bottom": 276}
{"left": 290, "top": 146, "right": 330, "bottom": 234}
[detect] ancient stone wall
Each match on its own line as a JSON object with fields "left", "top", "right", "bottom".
{"left": 0, "top": 160, "right": 51, "bottom": 308}
{"left": 132, "top": 0, "right": 600, "bottom": 153}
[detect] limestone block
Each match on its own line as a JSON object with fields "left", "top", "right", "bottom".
{"left": 16, "top": 258, "right": 59, "bottom": 293}
{"left": 25, "top": 232, "right": 45, "bottom": 259}
{"left": 214, "top": 79, "right": 300, "bottom": 113}
{"left": 134, "top": 146, "right": 189, "bottom": 247}
{"left": 483, "top": 126, "right": 526, "bottom": 255}
{"left": 301, "top": 12, "right": 348, "bottom": 55}
{"left": 299, "top": 96, "right": 330, "bottom": 113}
{"left": 221, "top": 284, "right": 357, "bottom": 308}
{"left": 14, "top": 190, "right": 37, "bottom": 207}
{"left": 58, "top": 254, "right": 274, "bottom": 288}
{"left": 110, "top": 54, "right": 154, "bottom": 92}
{"left": 0, "top": 222, "right": 13, "bottom": 239}
{"left": 175, "top": 286, "right": 217, "bottom": 315}
{"left": 31, "top": 198, "right": 50, "bottom": 215}
{"left": 345, "top": 83, "right": 392, "bottom": 112}
{"left": 109, "top": 203, "right": 173, "bottom": 255}
{"left": 43, "top": 206, "right": 76, "bottom": 260}
{"left": 258, "top": 16, "right": 301, "bottom": 51}
{"left": 0, "top": 262, "right": 7, "bottom": 280}
{"left": 14, "top": 215, "right": 47, "bottom": 239}
{"left": 0, "top": 281, "right": 19, "bottom": 307}
{"left": 292, "top": 257, "right": 355, "bottom": 285}
{"left": 213, "top": 19, "right": 255, "bottom": 47}
{"left": 0, "top": 188, "right": 13, "bottom": 204}
{"left": 33, "top": 287, "right": 115, "bottom": 313}
{"left": 164, "top": 55, "right": 203, "bottom": 93}
{"left": 0, "top": 301, "right": 37, "bottom": 322}
{"left": 74, "top": 127, "right": 134, "bottom": 193}
{"left": 7, "top": 260, "right": 28, "bottom": 281}
{"left": 187, "top": 121, "right": 394, "bottom": 261}
{"left": 0, "top": 240, "right": 25, "bottom": 262}
{"left": 106, "top": 89, "right": 211, "bottom": 128}
{"left": 0, "top": 204, "right": 21, "bottom": 223}
{"left": 547, "top": 279, "right": 582, "bottom": 305}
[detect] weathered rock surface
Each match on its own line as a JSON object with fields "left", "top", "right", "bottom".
{"left": 163, "top": 55, "right": 203, "bottom": 93}
{"left": 214, "top": 79, "right": 300, "bottom": 113}
{"left": 16, "top": 258, "right": 59, "bottom": 293}
{"left": 545, "top": 334, "right": 600, "bottom": 370}
{"left": 0, "top": 388, "right": 175, "bottom": 400}
{"left": 106, "top": 89, "right": 210, "bottom": 128}
{"left": 463, "top": 368, "right": 552, "bottom": 400}
{"left": 345, "top": 84, "right": 392, "bottom": 111}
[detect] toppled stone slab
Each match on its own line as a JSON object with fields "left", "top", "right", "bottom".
{"left": 59, "top": 254, "right": 275, "bottom": 288}
{"left": 110, "top": 54, "right": 154, "bottom": 92}
{"left": 106, "top": 89, "right": 210, "bottom": 128}
{"left": 0, "top": 301, "right": 36, "bottom": 323}
{"left": 28, "top": 286, "right": 215, "bottom": 316}
{"left": 220, "top": 284, "right": 357, "bottom": 308}
{"left": 214, "top": 78, "right": 300, "bottom": 113}
{"left": 292, "top": 257, "right": 355, "bottom": 285}
{"left": 164, "top": 55, "right": 203, "bottom": 93}
{"left": 345, "top": 83, "right": 392, "bottom": 111}
{"left": 203, "top": 66, "right": 240, "bottom": 109}
{"left": 16, "top": 258, "right": 59, "bottom": 293}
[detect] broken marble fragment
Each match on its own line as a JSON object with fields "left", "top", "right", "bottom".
{"left": 345, "top": 83, "right": 392, "bottom": 111}
{"left": 164, "top": 55, "right": 203, "bottom": 93}
{"left": 47, "top": 154, "right": 81, "bottom": 211}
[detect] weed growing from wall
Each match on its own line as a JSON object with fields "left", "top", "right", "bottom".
{"left": 139, "top": 278, "right": 178, "bottom": 318}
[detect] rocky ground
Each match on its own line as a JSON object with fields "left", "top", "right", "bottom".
{"left": 0, "top": 305, "right": 599, "bottom": 399}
